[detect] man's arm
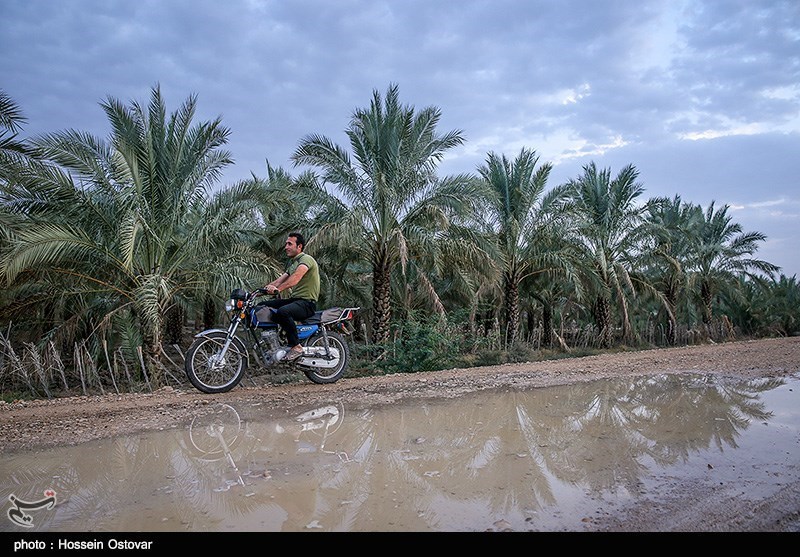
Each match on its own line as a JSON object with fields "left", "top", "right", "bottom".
{"left": 277, "top": 264, "right": 309, "bottom": 291}
{"left": 266, "top": 265, "right": 308, "bottom": 294}
{"left": 265, "top": 272, "right": 289, "bottom": 294}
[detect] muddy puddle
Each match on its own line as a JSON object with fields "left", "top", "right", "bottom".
{"left": 1, "top": 373, "right": 798, "bottom": 532}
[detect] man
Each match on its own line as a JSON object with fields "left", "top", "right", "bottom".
{"left": 260, "top": 232, "right": 320, "bottom": 361}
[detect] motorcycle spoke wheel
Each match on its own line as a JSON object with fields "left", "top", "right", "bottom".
{"left": 185, "top": 332, "right": 247, "bottom": 393}
{"left": 301, "top": 331, "right": 349, "bottom": 384}
{"left": 181, "top": 403, "right": 243, "bottom": 460}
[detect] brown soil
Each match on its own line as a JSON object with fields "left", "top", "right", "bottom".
{"left": 2, "top": 336, "right": 799, "bottom": 532}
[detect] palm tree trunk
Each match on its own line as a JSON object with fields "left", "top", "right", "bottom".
{"left": 593, "top": 294, "right": 612, "bottom": 348}
{"left": 542, "top": 303, "right": 553, "bottom": 348}
{"left": 700, "top": 280, "right": 714, "bottom": 340}
{"left": 143, "top": 328, "right": 164, "bottom": 388}
{"left": 165, "top": 304, "right": 184, "bottom": 345}
{"left": 372, "top": 248, "right": 392, "bottom": 344}
{"left": 665, "top": 281, "right": 678, "bottom": 345}
{"left": 526, "top": 310, "right": 535, "bottom": 343}
{"left": 700, "top": 281, "right": 713, "bottom": 325}
{"left": 504, "top": 273, "right": 520, "bottom": 346}
{"left": 203, "top": 296, "right": 216, "bottom": 330}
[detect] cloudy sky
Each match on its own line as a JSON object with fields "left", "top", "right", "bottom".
{"left": 2, "top": 0, "right": 799, "bottom": 277}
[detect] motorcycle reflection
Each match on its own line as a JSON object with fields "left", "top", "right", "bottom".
{"left": 275, "top": 404, "right": 351, "bottom": 462}
{"left": 181, "top": 403, "right": 248, "bottom": 487}
{"left": 179, "top": 401, "right": 350, "bottom": 490}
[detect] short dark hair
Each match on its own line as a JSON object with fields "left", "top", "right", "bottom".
{"left": 288, "top": 231, "right": 305, "bottom": 250}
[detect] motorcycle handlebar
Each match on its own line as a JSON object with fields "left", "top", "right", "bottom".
{"left": 250, "top": 288, "right": 278, "bottom": 299}
{"left": 248, "top": 288, "right": 265, "bottom": 300}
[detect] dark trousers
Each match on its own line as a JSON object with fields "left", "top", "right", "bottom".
{"left": 258, "top": 298, "right": 316, "bottom": 346}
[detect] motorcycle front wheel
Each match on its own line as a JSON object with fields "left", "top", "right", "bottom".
{"left": 185, "top": 331, "right": 248, "bottom": 393}
{"left": 300, "top": 330, "right": 349, "bottom": 384}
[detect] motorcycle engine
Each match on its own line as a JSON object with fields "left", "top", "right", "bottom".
{"left": 261, "top": 330, "right": 279, "bottom": 350}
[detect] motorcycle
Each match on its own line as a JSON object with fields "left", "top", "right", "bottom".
{"left": 185, "top": 288, "right": 359, "bottom": 393}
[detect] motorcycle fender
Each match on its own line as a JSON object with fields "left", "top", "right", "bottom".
{"left": 193, "top": 328, "right": 230, "bottom": 338}
{"left": 192, "top": 329, "right": 250, "bottom": 365}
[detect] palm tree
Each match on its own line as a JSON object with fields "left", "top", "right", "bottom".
{"left": 564, "top": 162, "right": 658, "bottom": 348}
{"left": 761, "top": 274, "right": 800, "bottom": 337}
{"left": 643, "top": 195, "right": 699, "bottom": 344}
{"left": 0, "top": 89, "right": 32, "bottom": 171}
{"left": 522, "top": 267, "right": 583, "bottom": 349}
{"left": 686, "top": 201, "right": 779, "bottom": 328}
{"left": 0, "top": 91, "right": 33, "bottom": 313}
{"left": 418, "top": 219, "right": 500, "bottom": 325}
{"left": 0, "top": 85, "right": 276, "bottom": 386}
{"left": 475, "top": 148, "right": 574, "bottom": 345}
{"left": 291, "top": 83, "right": 485, "bottom": 344}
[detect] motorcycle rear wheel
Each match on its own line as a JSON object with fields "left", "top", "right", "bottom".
{"left": 185, "top": 331, "right": 248, "bottom": 393}
{"left": 300, "top": 331, "right": 349, "bottom": 384}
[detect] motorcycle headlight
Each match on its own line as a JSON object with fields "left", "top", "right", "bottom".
{"left": 226, "top": 288, "right": 248, "bottom": 312}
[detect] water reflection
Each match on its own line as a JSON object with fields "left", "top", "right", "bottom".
{"left": 1, "top": 373, "right": 796, "bottom": 532}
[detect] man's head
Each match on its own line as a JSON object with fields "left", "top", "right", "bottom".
{"left": 285, "top": 232, "right": 305, "bottom": 257}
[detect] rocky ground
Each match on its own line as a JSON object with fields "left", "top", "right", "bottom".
{"left": 2, "top": 336, "right": 799, "bottom": 531}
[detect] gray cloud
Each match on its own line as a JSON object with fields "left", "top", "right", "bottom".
{"left": 2, "top": 0, "right": 798, "bottom": 275}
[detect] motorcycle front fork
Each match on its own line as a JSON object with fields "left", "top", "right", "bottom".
{"left": 210, "top": 320, "right": 241, "bottom": 368}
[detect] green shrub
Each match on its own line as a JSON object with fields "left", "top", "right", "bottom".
{"left": 372, "top": 313, "right": 461, "bottom": 374}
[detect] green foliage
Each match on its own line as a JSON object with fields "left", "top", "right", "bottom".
{"left": 719, "top": 274, "right": 800, "bottom": 337}
{"left": 0, "top": 86, "right": 794, "bottom": 399}
{"left": 370, "top": 312, "right": 462, "bottom": 374}
{"left": 765, "top": 275, "right": 800, "bottom": 336}
{"left": 475, "top": 147, "right": 575, "bottom": 344}
{"left": 0, "top": 86, "right": 282, "bottom": 384}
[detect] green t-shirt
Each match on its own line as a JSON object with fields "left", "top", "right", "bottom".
{"left": 286, "top": 252, "right": 319, "bottom": 302}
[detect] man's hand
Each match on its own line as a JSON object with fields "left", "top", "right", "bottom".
{"left": 266, "top": 285, "right": 279, "bottom": 295}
